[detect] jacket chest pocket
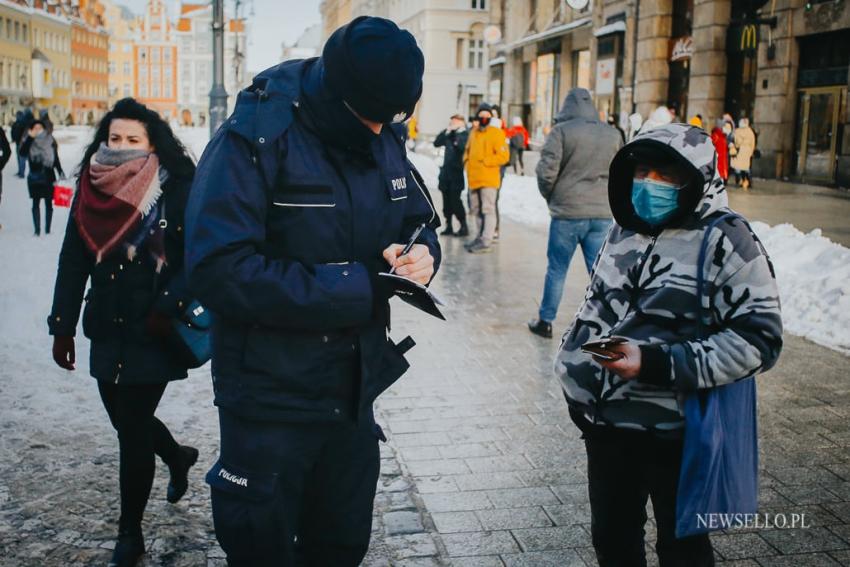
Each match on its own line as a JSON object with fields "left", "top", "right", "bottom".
{"left": 272, "top": 179, "right": 336, "bottom": 208}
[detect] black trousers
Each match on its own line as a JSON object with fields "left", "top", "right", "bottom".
{"left": 98, "top": 381, "right": 180, "bottom": 534}
{"left": 210, "top": 410, "right": 380, "bottom": 567}
{"left": 439, "top": 181, "right": 466, "bottom": 228}
{"left": 583, "top": 425, "right": 715, "bottom": 567}
{"left": 31, "top": 196, "right": 53, "bottom": 234}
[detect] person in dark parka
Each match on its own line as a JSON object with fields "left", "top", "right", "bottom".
{"left": 0, "top": 125, "right": 11, "bottom": 230}
{"left": 433, "top": 113, "right": 469, "bottom": 236}
{"left": 48, "top": 98, "right": 200, "bottom": 567}
{"left": 185, "top": 16, "right": 441, "bottom": 567}
{"left": 19, "top": 120, "right": 64, "bottom": 235}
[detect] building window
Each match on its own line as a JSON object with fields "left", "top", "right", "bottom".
{"left": 140, "top": 84, "right": 148, "bottom": 97}
{"left": 152, "top": 47, "right": 161, "bottom": 62}
{"left": 124, "top": 62, "right": 131, "bottom": 75}
{"left": 109, "top": 61, "right": 116, "bottom": 74}
{"left": 123, "top": 83, "right": 131, "bottom": 96}
{"left": 163, "top": 49, "right": 172, "bottom": 64}
{"left": 14, "top": 21, "right": 20, "bottom": 42}
{"left": 471, "top": 0, "right": 486, "bottom": 9}
{"left": 468, "top": 38, "right": 484, "bottom": 70}
{"left": 153, "top": 83, "right": 160, "bottom": 97}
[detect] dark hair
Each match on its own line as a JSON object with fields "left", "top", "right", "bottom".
{"left": 78, "top": 98, "right": 195, "bottom": 181}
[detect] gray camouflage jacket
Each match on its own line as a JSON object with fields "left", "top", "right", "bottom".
{"left": 556, "top": 124, "right": 783, "bottom": 434}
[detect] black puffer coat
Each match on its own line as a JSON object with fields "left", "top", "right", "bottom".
{"left": 48, "top": 175, "right": 194, "bottom": 384}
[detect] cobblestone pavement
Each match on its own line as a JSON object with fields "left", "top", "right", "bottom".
{"left": 377, "top": 209, "right": 850, "bottom": 566}
{"left": 2, "top": 178, "right": 850, "bottom": 566}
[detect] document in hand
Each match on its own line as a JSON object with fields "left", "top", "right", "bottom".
{"left": 378, "top": 273, "right": 446, "bottom": 320}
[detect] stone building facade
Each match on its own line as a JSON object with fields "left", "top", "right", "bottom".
{"left": 174, "top": 2, "right": 247, "bottom": 127}
{"left": 69, "top": 0, "right": 109, "bottom": 125}
{"left": 488, "top": 0, "right": 849, "bottom": 186}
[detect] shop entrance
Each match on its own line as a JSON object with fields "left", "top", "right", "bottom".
{"left": 795, "top": 86, "right": 845, "bottom": 182}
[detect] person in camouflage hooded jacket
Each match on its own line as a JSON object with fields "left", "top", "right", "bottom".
{"left": 556, "top": 123, "right": 782, "bottom": 567}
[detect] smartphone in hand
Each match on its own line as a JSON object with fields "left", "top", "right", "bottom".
{"left": 581, "top": 337, "right": 628, "bottom": 361}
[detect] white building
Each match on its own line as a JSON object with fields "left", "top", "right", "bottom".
{"left": 174, "top": 1, "right": 247, "bottom": 127}
{"left": 281, "top": 23, "right": 321, "bottom": 62}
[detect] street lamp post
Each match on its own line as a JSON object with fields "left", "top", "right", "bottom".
{"left": 209, "top": 0, "right": 228, "bottom": 137}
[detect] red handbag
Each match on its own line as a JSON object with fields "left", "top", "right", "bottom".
{"left": 53, "top": 181, "right": 73, "bottom": 208}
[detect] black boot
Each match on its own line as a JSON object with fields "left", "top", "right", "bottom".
{"left": 167, "top": 446, "right": 199, "bottom": 504}
{"left": 455, "top": 218, "right": 469, "bottom": 237}
{"left": 440, "top": 218, "right": 454, "bottom": 236}
{"left": 527, "top": 318, "right": 553, "bottom": 338}
{"left": 108, "top": 530, "right": 145, "bottom": 567}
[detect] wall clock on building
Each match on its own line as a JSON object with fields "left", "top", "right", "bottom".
{"left": 566, "top": 0, "right": 590, "bottom": 11}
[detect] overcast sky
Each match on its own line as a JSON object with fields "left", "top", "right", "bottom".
{"left": 119, "top": 0, "right": 321, "bottom": 72}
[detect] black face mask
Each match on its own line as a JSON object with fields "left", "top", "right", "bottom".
{"left": 478, "top": 116, "right": 491, "bottom": 128}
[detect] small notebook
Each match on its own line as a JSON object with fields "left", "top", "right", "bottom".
{"left": 378, "top": 272, "right": 446, "bottom": 320}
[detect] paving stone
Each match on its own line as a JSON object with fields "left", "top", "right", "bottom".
{"left": 756, "top": 553, "right": 842, "bottom": 566}
{"left": 484, "top": 487, "right": 560, "bottom": 508}
{"left": 439, "top": 442, "right": 504, "bottom": 460}
{"left": 399, "top": 446, "right": 443, "bottom": 462}
{"left": 710, "top": 532, "right": 778, "bottom": 560}
{"left": 448, "top": 472, "right": 524, "bottom": 492}
{"left": 511, "top": 525, "right": 591, "bottom": 551}
{"left": 406, "top": 459, "right": 472, "bottom": 476}
{"left": 760, "top": 527, "right": 848, "bottom": 555}
{"left": 432, "top": 511, "right": 484, "bottom": 534}
{"left": 414, "top": 475, "right": 460, "bottom": 494}
{"left": 384, "top": 533, "right": 440, "bottom": 559}
{"left": 441, "top": 531, "right": 520, "bottom": 556}
{"left": 501, "top": 548, "right": 585, "bottom": 566}
{"left": 465, "top": 455, "right": 534, "bottom": 474}
{"left": 828, "top": 550, "right": 850, "bottom": 565}
{"left": 446, "top": 556, "right": 504, "bottom": 567}
{"left": 422, "top": 492, "right": 493, "bottom": 513}
{"left": 393, "top": 432, "right": 453, "bottom": 448}
{"left": 477, "top": 507, "right": 553, "bottom": 531}
{"left": 543, "top": 503, "right": 592, "bottom": 526}
{"left": 383, "top": 510, "right": 425, "bottom": 536}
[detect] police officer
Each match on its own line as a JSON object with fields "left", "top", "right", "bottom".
{"left": 185, "top": 16, "right": 440, "bottom": 567}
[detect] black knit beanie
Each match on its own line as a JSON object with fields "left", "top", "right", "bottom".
{"left": 322, "top": 16, "right": 425, "bottom": 124}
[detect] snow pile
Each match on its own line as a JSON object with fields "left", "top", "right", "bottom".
{"left": 750, "top": 222, "right": 850, "bottom": 354}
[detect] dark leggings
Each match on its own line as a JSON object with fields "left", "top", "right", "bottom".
{"left": 97, "top": 381, "right": 180, "bottom": 534}
{"left": 31, "top": 196, "right": 53, "bottom": 234}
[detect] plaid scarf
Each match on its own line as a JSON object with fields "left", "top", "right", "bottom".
{"left": 75, "top": 144, "right": 167, "bottom": 270}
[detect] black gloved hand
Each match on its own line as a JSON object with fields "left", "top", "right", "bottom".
{"left": 52, "top": 336, "right": 76, "bottom": 370}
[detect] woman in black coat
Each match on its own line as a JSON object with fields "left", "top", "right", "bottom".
{"left": 20, "top": 119, "right": 64, "bottom": 235}
{"left": 48, "top": 98, "right": 198, "bottom": 567}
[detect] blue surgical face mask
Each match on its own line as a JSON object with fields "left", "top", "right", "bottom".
{"left": 631, "top": 177, "right": 681, "bottom": 226}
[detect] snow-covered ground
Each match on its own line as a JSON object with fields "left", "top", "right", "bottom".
{"left": 409, "top": 151, "right": 850, "bottom": 355}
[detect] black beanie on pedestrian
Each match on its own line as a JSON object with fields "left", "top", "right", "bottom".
{"left": 322, "top": 16, "right": 424, "bottom": 124}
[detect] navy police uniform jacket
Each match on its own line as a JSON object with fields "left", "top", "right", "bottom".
{"left": 185, "top": 59, "right": 441, "bottom": 424}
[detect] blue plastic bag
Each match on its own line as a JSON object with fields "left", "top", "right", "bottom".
{"left": 675, "top": 212, "right": 760, "bottom": 538}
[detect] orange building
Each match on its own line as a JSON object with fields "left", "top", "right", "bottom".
{"left": 133, "top": 0, "right": 178, "bottom": 119}
{"left": 70, "top": 0, "right": 109, "bottom": 125}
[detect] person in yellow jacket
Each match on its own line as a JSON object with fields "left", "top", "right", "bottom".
{"left": 407, "top": 116, "right": 418, "bottom": 151}
{"left": 463, "top": 103, "right": 510, "bottom": 253}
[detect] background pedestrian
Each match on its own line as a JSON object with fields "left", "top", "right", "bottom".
{"left": 0, "top": 125, "right": 10, "bottom": 230}
{"left": 434, "top": 113, "right": 469, "bottom": 236}
{"left": 47, "top": 98, "right": 200, "bottom": 567}
{"left": 463, "top": 102, "right": 509, "bottom": 254}
{"left": 19, "top": 120, "right": 64, "bottom": 236}
{"left": 506, "top": 116, "right": 530, "bottom": 174}
{"left": 528, "top": 88, "right": 622, "bottom": 338}
{"left": 732, "top": 117, "right": 756, "bottom": 189}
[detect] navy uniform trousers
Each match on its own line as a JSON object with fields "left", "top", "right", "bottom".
{"left": 208, "top": 410, "right": 380, "bottom": 566}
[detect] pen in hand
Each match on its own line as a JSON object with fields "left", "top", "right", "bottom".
{"left": 388, "top": 223, "right": 427, "bottom": 276}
